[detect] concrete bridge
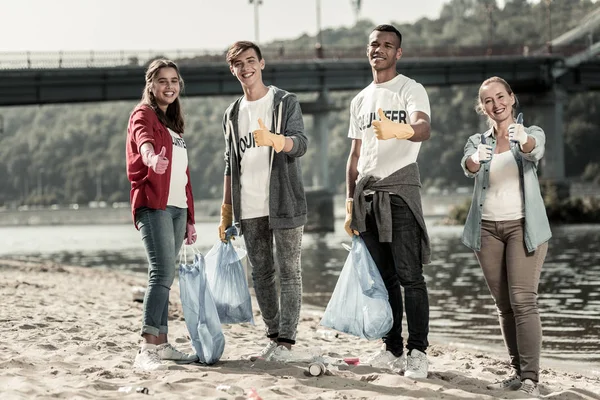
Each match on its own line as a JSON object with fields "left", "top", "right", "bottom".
{"left": 1, "top": 41, "right": 598, "bottom": 231}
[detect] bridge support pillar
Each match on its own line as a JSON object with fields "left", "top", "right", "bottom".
{"left": 300, "top": 90, "right": 338, "bottom": 233}
{"left": 526, "top": 87, "right": 570, "bottom": 199}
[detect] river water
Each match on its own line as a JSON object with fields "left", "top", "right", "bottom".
{"left": 1, "top": 219, "right": 599, "bottom": 368}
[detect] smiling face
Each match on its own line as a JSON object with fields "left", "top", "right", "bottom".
{"left": 150, "top": 67, "right": 180, "bottom": 112}
{"left": 367, "top": 30, "right": 402, "bottom": 71}
{"left": 479, "top": 81, "right": 516, "bottom": 124}
{"left": 229, "top": 48, "right": 265, "bottom": 88}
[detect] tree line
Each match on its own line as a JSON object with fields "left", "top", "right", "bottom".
{"left": 0, "top": 0, "right": 598, "bottom": 208}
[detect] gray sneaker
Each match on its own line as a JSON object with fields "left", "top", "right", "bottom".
{"left": 365, "top": 344, "right": 405, "bottom": 373}
{"left": 156, "top": 343, "right": 198, "bottom": 363}
{"left": 249, "top": 341, "right": 278, "bottom": 361}
{"left": 404, "top": 349, "right": 428, "bottom": 379}
{"left": 519, "top": 379, "right": 540, "bottom": 397}
{"left": 486, "top": 374, "right": 521, "bottom": 390}
{"left": 133, "top": 347, "right": 168, "bottom": 371}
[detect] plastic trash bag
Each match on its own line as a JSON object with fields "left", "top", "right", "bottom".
{"left": 320, "top": 236, "right": 393, "bottom": 340}
{"left": 179, "top": 250, "right": 225, "bottom": 364}
{"left": 205, "top": 227, "right": 254, "bottom": 324}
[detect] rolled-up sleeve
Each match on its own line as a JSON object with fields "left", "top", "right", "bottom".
{"left": 130, "top": 107, "right": 156, "bottom": 152}
{"left": 461, "top": 135, "right": 479, "bottom": 178}
{"left": 520, "top": 125, "right": 545, "bottom": 163}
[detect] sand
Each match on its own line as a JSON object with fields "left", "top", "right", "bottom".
{"left": 1, "top": 258, "right": 599, "bottom": 399}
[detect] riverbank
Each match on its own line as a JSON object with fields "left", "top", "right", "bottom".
{"left": 1, "top": 258, "right": 599, "bottom": 399}
{"left": 0, "top": 194, "right": 469, "bottom": 227}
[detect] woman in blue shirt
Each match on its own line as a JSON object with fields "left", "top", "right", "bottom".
{"left": 460, "top": 76, "right": 551, "bottom": 397}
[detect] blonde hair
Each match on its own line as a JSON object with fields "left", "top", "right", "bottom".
{"left": 475, "top": 76, "right": 518, "bottom": 128}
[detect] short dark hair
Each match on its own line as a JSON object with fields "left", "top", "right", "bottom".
{"left": 226, "top": 41, "right": 263, "bottom": 65}
{"left": 372, "top": 24, "right": 402, "bottom": 48}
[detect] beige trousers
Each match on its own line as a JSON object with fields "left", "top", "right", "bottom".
{"left": 476, "top": 218, "right": 548, "bottom": 383}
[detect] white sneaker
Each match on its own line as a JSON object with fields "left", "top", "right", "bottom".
{"left": 133, "top": 346, "right": 168, "bottom": 371}
{"left": 156, "top": 343, "right": 198, "bottom": 363}
{"left": 365, "top": 344, "right": 405, "bottom": 373}
{"left": 404, "top": 349, "right": 428, "bottom": 379}
{"left": 487, "top": 373, "right": 521, "bottom": 390}
{"left": 266, "top": 345, "right": 292, "bottom": 362}
{"left": 519, "top": 379, "right": 540, "bottom": 397}
{"left": 249, "top": 341, "right": 278, "bottom": 361}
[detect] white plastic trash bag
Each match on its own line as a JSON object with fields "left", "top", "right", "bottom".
{"left": 205, "top": 227, "right": 254, "bottom": 324}
{"left": 179, "top": 250, "right": 225, "bottom": 364}
{"left": 320, "top": 236, "right": 393, "bottom": 340}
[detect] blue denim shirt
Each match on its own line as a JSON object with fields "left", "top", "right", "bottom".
{"left": 460, "top": 125, "right": 552, "bottom": 253}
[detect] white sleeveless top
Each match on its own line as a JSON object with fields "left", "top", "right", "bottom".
{"left": 482, "top": 150, "right": 524, "bottom": 221}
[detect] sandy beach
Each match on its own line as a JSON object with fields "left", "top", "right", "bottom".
{"left": 1, "top": 258, "right": 599, "bottom": 400}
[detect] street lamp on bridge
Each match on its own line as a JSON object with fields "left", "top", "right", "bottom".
{"left": 545, "top": 0, "right": 553, "bottom": 53}
{"left": 249, "top": 0, "right": 263, "bottom": 44}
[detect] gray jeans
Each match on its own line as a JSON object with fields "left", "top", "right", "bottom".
{"left": 241, "top": 217, "right": 303, "bottom": 344}
{"left": 476, "top": 219, "right": 548, "bottom": 383}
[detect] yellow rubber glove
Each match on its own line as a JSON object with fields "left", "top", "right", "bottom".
{"left": 253, "top": 118, "right": 286, "bottom": 153}
{"left": 372, "top": 108, "right": 415, "bottom": 140}
{"left": 218, "top": 203, "right": 234, "bottom": 243}
{"left": 344, "top": 199, "right": 359, "bottom": 237}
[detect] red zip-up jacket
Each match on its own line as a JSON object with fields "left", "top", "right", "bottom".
{"left": 126, "top": 105, "right": 195, "bottom": 228}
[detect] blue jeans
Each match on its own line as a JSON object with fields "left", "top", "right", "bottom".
{"left": 361, "top": 195, "right": 430, "bottom": 356}
{"left": 135, "top": 206, "right": 187, "bottom": 337}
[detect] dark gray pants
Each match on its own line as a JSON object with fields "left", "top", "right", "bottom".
{"left": 361, "top": 195, "right": 429, "bottom": 357}
{"left": 476, "top": 219, "right": 548, "bottom": 383}
{"left": 241, "top": 217, "right": 303, "bottom": 344}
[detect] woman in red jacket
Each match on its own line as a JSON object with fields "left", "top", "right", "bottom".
{"left": 126, "top": 59, "right": 197, "bottom": 371}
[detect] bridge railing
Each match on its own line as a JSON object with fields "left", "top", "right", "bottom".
{"left": 0, "top": 44, "right": 591, "bottom": 70}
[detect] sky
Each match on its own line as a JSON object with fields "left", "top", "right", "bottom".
{"left": 1, "top": 0, "right": 452, "bottom": 52}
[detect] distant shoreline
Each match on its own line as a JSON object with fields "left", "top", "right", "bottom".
{"left": 0, "top": 194, "right": 471, "bottom": 227}
{"left": 0, "top": 200, "right": 222, "bottom": 227}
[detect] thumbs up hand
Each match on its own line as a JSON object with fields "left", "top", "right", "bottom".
{"left": 508, "top": 114, "right": 527, "bottom": 146}
{"left": 143, "top": 146, "right": 169, "bottom": 174}
{"left": 372, "top": 108, "right": 415, "bottom": 140}
{"left": 252, "top": 118, "right": 286, "bottom": 153}
{"left": 470, "top": 144, "right": 493, "bottom": 165}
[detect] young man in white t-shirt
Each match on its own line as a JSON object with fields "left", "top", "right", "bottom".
{"left": 345, "top": 24, "right": 432, "bottom": 379}
{"left": 218, "top": 41, "right": 308, "bottom": 362}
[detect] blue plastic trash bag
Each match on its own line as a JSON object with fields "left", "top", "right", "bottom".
{"left": 179, "top": 251, "right": 225, "bottom": 364}
{"left": 205, "top": 227, "right": 254, "bottom": 324}
{"left": 320, "top": 236, "right": 393, "bottom": 340}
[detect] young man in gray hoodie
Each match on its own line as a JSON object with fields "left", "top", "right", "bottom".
{"left": 219, "top": 41, "right": 308, "bottom": 361}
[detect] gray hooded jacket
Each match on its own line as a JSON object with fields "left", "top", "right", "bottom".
{"left": 222, "top": 86, "right": 308, "bottom": 233}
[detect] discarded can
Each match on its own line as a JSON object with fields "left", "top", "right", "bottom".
{"left": 308, "top": 362, "right": 327, "bottom": 377}
{"left": 117, "top": 386, "right": 149, "bottom": 394}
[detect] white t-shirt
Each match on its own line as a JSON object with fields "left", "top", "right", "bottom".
{"left": 348, "top": 74, "right": 430, "bottom": 180}
{"left": 237, "top": 87, "right": 274, "bottom": 219}
{"left": 166, "top": 128, "right": 188, "bottom": 208}
{"left": 482, "top": 150, "right": 524, "bottom": 221}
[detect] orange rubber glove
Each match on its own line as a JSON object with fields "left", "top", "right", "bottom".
{"left": 218, "top": 204, "right": 234, "bottom": 243}
{"left": 252, "top": 118, "right": 286, "bottom": 153}
{"left": 372, "top": 108, "right": 415, "bottom": 140}
{"left": 344, "top": 199, "right": 359, "bottom": 237}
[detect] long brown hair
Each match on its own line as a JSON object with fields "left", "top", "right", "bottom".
{"left": 138, "top": 58, "right": 185, "bottom": 133}
{"left": 475, "top": 76, "right": 518, "bottom": 128}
